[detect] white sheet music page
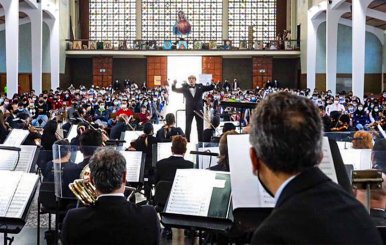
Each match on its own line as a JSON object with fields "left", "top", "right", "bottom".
{"left": 0, "top": 171, "right": 22, "bottom": 217}
{"left": 14, "top": 146, "right": 37, "bottom": 172}
{"left": 6, "top": 173, "right": 39, "bottom": 218}
{"left": 3, "top": 129, "right": 29, "bottom": 146}
{"left": 123, "top": 131, "right": 142, "bottom": 149}
{"left": 228, "top": 134, "right": 275, "bottom": 209}
{"left": 74, "top": 151, "right": 84, "bottom": 164}
{"left": 0, "top": 150, "right": 18, "bottom": 171}
{"left": 166, "top": 169, "right": 215, "bottom": 216}
{"left": 66, "top": 126, "right": 78, "bottom": 142}
{"left": 121, "top": 151, "right": 142, "bottom": 182}
{"left": 319, "top": 137, "right": 338, "bottom": 183}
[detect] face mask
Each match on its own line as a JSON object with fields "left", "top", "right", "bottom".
{"left": 374, "top": 108, "right": 379, "bottom": 112}
{"left": 257, "top": 172, "right": 274, "bottom": 198}
{"left": 143, "top": 102, "right": 148, "bottom": 106}
{"left": 39, "top": 101, "right": 44, "bottom": 104}
{"left": 99, "top": 105, "right": 105, "bottom": 111}
{"left": 383, "top": 93, "right": 386, "bottom": 98}
{"left": 358, "top": 106, "right": 363, "bottom": 111}
{"left": 4, "top": 101, "right": 9, "bottom": 105}
{"left": 0, "top": 98, "right": 3, "bottom": 104}
{"left": 348, "top": 107, "right": 354, "bottom": 113}
{"left": 121, "top": 104, "right": 127, "bottom": 109}
{"left": 18, "top": 108, "right": 24, "bottom": 112}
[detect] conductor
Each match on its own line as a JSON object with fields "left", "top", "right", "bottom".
{"left": 172, "top": 75, "right": 214, "bottom": 142}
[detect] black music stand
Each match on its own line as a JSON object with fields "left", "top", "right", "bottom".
{"left": 160, "top": 170, "right": 232, "bottom": 245}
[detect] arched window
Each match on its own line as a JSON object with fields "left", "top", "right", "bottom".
{"left": 228, "top": 0, "right": 277, "bottom": 46}
{"left": 89, "top": 0, "right": 136, "bottom": 42}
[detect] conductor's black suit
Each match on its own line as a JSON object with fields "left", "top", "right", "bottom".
{"left": 251, "top": 167, "right": 382, "bottom": 244}
{"left": 172, "top": 82, "right": 214, "bottom": 141}
{"left": 62, "top": 196, "right": 160, "bottom": 245}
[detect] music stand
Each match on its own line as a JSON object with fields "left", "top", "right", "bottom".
{"left": 160, "top": 169, "right": 233, "bottom": 245}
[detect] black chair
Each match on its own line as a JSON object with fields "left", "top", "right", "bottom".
{"left": 37, "top": 181, "right": 58, "bottom": 245}
{"left": 154, "top": 181, "right": 172, "bottom": 212}
{"left": 36, "top": 150, "right": 53, "bottom": 181}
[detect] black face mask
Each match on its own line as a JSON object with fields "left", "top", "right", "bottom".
{"left": 257, "top": 171, "right": 275, "bottom": 198}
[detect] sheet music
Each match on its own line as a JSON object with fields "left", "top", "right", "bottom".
{"left": 197, "top": 147, "right": 219, "bottom": 169}
{"left": 3, "top": 129, "right": 29, "bottom": 146}
{"left": 157, "top": 142, "right": 195, "bottom": 164}
{"left": 0, "top": 171, "right": 22, "bottom": 217}
{"left": 66, "top": 125, "right": 78, "bottom": 142}
{"left": 122, "top": 131, "right": 142, "bottom": 149}
{"left": 121, "top": 151, "right": 142, "bottom": 182}
{"left": 6, "top": 173, "right": 39, "bottom": 218}
{"left": 228, "top": 135, "right": 275, "bottom": 209}
{"left": 0, "top": 145, "right": 37, "bottom": 172}
{"left": 166, "top": 169, "right": 216, "bottom": 216}
{"left": 319, "top": 138, "right": 338, "bottom": 183}
{"left": 74, "top": 151, "right": 84, "bottom": 164}
{"left": 336, "top": 142, "right": 372, "bottom": 170}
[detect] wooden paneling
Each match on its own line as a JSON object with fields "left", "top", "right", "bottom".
{"left": 93, "top": 57, "right": 113, "bottom": 87}
{"left": 79, "top": 0, "right": 90, "bottom": 39}
{"left": 252, "top": 57, "right": 273, "bottom": 88}
{"left": 301, "top": 73, "right": 383, "bottom": 94}
{"left": 147, "top": 56, "right": 167, "bottom": 88}
{"left": 276, "top": 0, "right": 287, "bottom": 35}
{"left": 202, "top": 56, "right": 222, "bottom": 83}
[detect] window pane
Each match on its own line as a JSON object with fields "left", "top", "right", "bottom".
{"left": 229, "top": 0, "right": 276, "bottom": 46}
{"left": 89, "top": 0, "right": 136, "bottom": 42}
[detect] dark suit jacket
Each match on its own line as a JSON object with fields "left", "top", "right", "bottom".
{"left": 62, "top": 196, "right": 160, "bottom": 245}
{"left": 155, "top": 156, "right": 194, "bottom": 183}
{"left": 251, "top": 167, "right": 382, "bottom": 244}
{"left": 172, "top": 83, "right": 214, "bottom": 113}
{"left": 370, "top": 209, "right": 386, "bottom": 226}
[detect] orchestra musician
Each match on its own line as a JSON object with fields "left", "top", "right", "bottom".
{"left": 62, "top": 148, "right": 160, "bottom": 245}
{"left": 156, "top": 113, "right": 185, "bottom": 142}
{"left": 249, "top": 92, "right": 382, "bottom": 244}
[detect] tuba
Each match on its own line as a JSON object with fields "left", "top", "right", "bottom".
{"left": 69, "top": 164, "right": 97, "bottom": 206}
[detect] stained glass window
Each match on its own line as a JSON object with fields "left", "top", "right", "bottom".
{"left": 89, "top": 0, "right": 136, "bottom": 41}
{"left": 229, "top": 0, "right": 277, "bottom": 46}
{"left": 142, "top": 1, "right": 223, "bottom": 44}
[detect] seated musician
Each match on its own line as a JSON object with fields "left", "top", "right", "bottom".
{"left": 77, "top": 129, "right": 103, "bottom": 173}
{"left": 156, "top": 113, "right": 184, "bottom": 142}
{"left": 249, "top": 92, "right": 381, "bottom": 244}
{"left": 356, "top": 139, "right": 386, "bottom": 226}
{"left": 155, "top": 135, "right": 193, "bottom": 183}
{"left": 202, "top": 116, "right": 220, "bottom": 142}
{"left": 208, "top": 130, "right": 238, "bottom": 171}
{"left": 109, "top": 114, "right": 130, "bottom": 140}
{"left": 62, "top": 148, "right": 160, "bottom": 245}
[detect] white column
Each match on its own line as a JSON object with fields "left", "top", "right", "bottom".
{"left": 222, "top": 0, "right": 229, "bottom": 40}
{"left": 352, "top": 0, "right": 372, "bottom": 99}
{"left": 326, "top": 4, "right": 350, "bottom": 95}
{"left": 27, "top": 6, "right": 43, "bottom": 93}
{"left": 47, "top": 18, "right": 60, "bottom": 90}
{"left": 136, "top": 0, "right": 141, "bottom": 40}
{"left": 306, "top": 15, "right": 324, "bottom": 91}
{"left": 2, "top": 0, "right": 19, "bottom": 96}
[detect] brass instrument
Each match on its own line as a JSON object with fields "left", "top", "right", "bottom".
{"left": 69, "top": 164, "right": 137, "bottom": 205}
{"left": 69, "top": 179, "right": 97, "bottom": 206}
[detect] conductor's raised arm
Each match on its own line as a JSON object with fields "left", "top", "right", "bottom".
{"left": 171, "top": 80, "right": 184, "bottom": 93}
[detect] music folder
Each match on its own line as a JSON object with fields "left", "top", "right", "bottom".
{"left": 0, "top": 171, "right": 39, "bottom": 235}
{"left": 3, "top": 129, "right": 30, "bottom": 146}
{"left": 161, "top": 169, "right": 233, "bottom": 231}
